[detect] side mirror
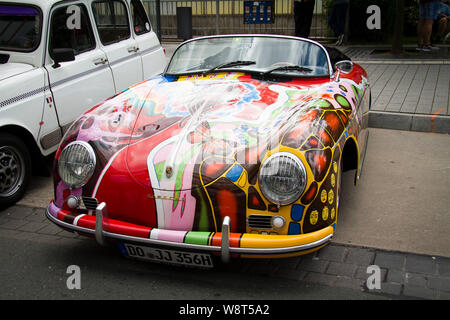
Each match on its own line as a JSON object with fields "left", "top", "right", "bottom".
{"left": 334, "top": 60, "right": 353, "bottom": 81}
{"left": 51, "top": 48, "right": 75, "bottom": 68}
{"left": 335, "top": 60, "right": 353, "bottom": 73}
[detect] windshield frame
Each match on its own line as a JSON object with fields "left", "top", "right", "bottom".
{"left": 0, "top": 2, "right": 43, "bottom": 53}
{"left": 164, "top": 35, "right": 333, "bottom": 79}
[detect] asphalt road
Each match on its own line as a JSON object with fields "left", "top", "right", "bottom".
{"left": 0, "top": 234, "right": 385, "bottom": 301}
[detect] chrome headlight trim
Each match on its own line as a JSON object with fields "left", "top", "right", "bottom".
{"left": 57, "top": 141, "right": 96, "bottom": 189}
{"left": 258, "top": 152, "right": 307, "bottom": 205}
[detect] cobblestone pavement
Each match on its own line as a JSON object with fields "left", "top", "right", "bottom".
{"left": 1, "top": 205, "right": 449, "bottom": 300}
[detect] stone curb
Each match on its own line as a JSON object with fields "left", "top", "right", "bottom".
{"left": 355, "top": 60, "right": 450, "bottom": 65}
{"left": 368, "top": 111, "right": 450, "bottom": 134}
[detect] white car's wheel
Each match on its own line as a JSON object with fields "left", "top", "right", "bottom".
{"left": 0, "top": 134, "right": 31, "bottom": 208}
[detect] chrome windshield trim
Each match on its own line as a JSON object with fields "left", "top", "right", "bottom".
{"left": 165, "top": 34, "right": 333, "bottom": 77}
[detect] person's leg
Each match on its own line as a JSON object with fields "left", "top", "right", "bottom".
{"left": 328, "top": 4, "right": 338, "bottom": 36}
{"left": 296, "top": 1, "right": 315, "bottom": 38}
{"left": 423, "top": 19, "right": 434, "bottom": 45}
{"left": 424, "top": 0, "right": 441, "bottom": 46}
{"left": 335, "top": 3, "right": 348, "bottom": 36}
{"left": 303, "top": 0, "right": 315, "bottom": 38}
{"left": 417, "top": 19, "right": 424, "bottom": 47}
{"left": 437, "top": 17, "right": 448, "bottom": 37}
{"left": 295, "top": 1, "right": 310, "bottom": 37}
{"left": 330, "top": 3, "right": 348, "bottom": 45}
{"left": 294, "top": 1, "right": 301, "bottom": 37}
{"left": 417, "top": 1, "right": 436, "bottom": 49}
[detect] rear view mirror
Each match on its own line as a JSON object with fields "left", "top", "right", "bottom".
{"left": 335, "top": 60, "right": 353, "bottom": 74}
{"left": 51, "top": 48, "right": 75, "bottom": 68}
{"left": 334, "top": 60, "right": 353, "bottom": 81}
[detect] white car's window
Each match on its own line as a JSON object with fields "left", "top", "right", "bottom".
{"left": 0, "top": 4, "right": 41, "bottom": 52}
{"left": 166, "top": 37, "right": 330, "bottom": 77}
{"left": 130, "top": 0, "right": 151, "bottom": 35}
{"left": 92, "top": 0, "right": 131, "bottom": 45}
{"left": 49, "top": 4, "right": 96, "bottom": 56}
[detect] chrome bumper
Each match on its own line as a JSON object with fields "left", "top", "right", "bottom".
{"left": 46, "top": 202, "right": 333, "bottom": 263}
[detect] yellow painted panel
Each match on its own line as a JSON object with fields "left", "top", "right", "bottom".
{"left": 240, "top": 243, "right": 328, "bottom": 258}
{"left": 240, "top": 226, "right": 333, "bottom": 248}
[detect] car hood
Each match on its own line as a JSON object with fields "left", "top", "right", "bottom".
{"left": 0, "top": 63, "right": 34, "bottom": 82}
{"left": 121, "top": 73, "right": 334, "bottom": 192}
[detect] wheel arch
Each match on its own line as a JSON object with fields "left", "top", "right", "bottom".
{"left": 0, "top": 124, "right": 47, "bottom": 175}
{"left": 340, "top": 136, "right": 359, "bottom": 185}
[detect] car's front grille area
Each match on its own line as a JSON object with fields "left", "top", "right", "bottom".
{"left": 248, "top": 215, "right": 272, "bottom": 229}
{"left": 81, "top": 197, "right": 98, "bottom": 210}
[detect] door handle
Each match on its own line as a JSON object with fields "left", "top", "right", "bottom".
{"left": 93, "top": 57, "right": 108, "bottom": 65}
{"left": 127, "top": 46, "right": 139, "bottom": 53}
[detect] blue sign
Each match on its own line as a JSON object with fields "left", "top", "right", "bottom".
{"left": 244, "top": 1, "right": 274, "bottom": 24}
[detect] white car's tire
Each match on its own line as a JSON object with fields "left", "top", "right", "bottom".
{"left": 0, "top": 133, "right": 31, "bottom": 208}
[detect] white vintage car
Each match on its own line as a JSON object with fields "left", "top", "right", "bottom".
{"left": 0, "top": 0, "right": 166, "bottom": 207}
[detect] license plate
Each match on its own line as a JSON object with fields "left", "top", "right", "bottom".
{"left": 119, "top": 243, "right": 214, "bottom": 268}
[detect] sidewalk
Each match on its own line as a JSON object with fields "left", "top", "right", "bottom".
{"left": 162, "top": 42, "right": 450, "bottom": 134}
{"left": 340, "top": 44, "right": 450, "bottom": 134}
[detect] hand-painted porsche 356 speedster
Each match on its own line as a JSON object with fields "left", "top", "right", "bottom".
{"left": 46, "top": 35, "right": 370, "bottom": 268}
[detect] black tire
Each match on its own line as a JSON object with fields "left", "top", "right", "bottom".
{"left": 0, "top": 133, "right": 32, "bottom": 209}
{"left": 336, "top": 155, "right": 344, "bottom": 217}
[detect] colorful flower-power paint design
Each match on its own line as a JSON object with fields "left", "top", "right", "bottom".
{"left": 49, "top": 65, "right": 369, "bottom": 257}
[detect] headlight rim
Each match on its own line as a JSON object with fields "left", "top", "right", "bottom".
{"left": 258, "top": 151, "right": 307, "bottom": 205}
{"left": 57, "top": 140, "right": 96, "bottom": 189}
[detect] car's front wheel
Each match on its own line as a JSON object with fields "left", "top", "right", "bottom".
{"left": 0, "top": 133, "right": 31, "bottom": 209}
{"left": 336, "top": 156, "right": 343, "bottom": 218}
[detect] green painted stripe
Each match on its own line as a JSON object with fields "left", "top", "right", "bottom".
{"left": 184, "top": 232, "right": 212, "bottom": 245}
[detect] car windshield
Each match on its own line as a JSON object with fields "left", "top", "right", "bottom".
{"left": 166, "top": 36, "right": 330, "bottom": 77}
{"left": 0, "top": 4, "right": 41, "bottom": 52}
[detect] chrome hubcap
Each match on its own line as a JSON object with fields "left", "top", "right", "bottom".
{"left": 0, "top": 146, "right": 25, "bottom": 197}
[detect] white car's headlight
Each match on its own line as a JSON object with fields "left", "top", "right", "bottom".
{"left": 258, "top": 152, "right": 307, "bottom": 205}
{"left": 58, "top": 141, "right": 96, "bottom": 188}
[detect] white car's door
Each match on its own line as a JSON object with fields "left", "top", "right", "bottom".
{"left": 128, "top": 0, "right": 166, "bottom": 79}
{"left": 91, "top": 0, "right": 143, "bottom": 92}
{"left": 44, "top": 1, "right": 115, "bottom": 133}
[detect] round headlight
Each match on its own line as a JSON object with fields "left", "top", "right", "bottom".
{"left": 58, "top": 141, "right": 96, "bottom": 188}
{"left": 258, "top": 152, "right": 307, "bottom": 205}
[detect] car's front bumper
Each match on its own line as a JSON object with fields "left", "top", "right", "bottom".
{"left": 46, "top": 200, "right": 334, "bottom": 261}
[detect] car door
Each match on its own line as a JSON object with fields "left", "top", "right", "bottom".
{"left": 129, "top": 0, "right": 166, "bottom": 79}
{"left": 45, "top": 1, "right": 115, "bottom": 134}
{"left": 91, "top": 0, "right": 143, "bottom": 92}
